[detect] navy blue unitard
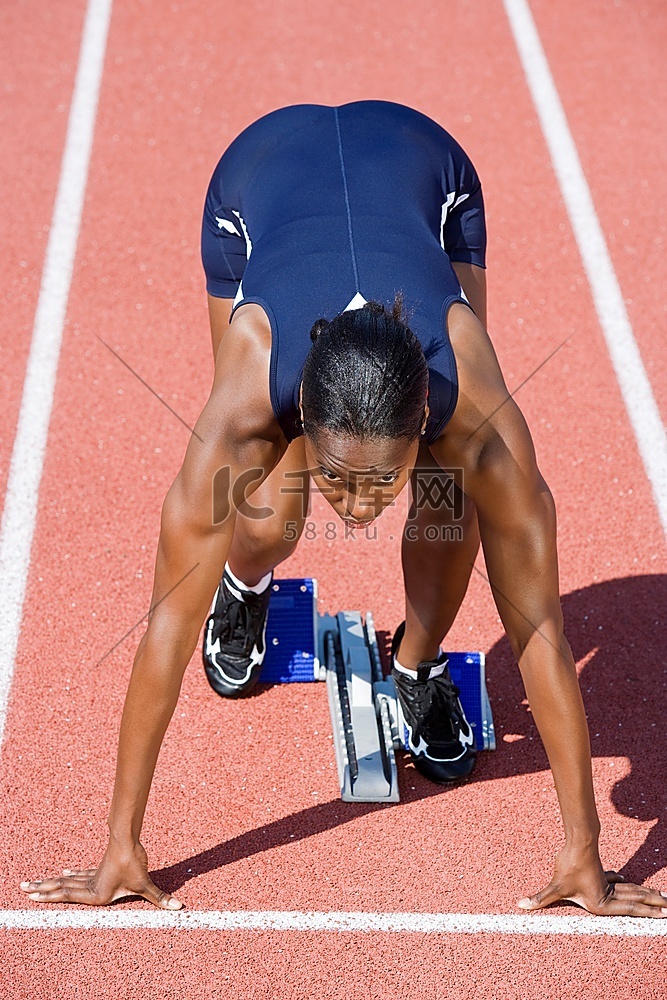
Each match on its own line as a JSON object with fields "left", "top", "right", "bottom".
{"left": 201, "top": 101, "right": 486, "bottom": 442}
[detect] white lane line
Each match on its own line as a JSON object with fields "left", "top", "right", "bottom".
{"left": 0, "top": 0, "right": 113, "bottom": 745}
{"left": 1, "top": 909, "right": 666, "bottom": 936}
{"left": 503, "top": 0, "right": 667, "bottom": 538}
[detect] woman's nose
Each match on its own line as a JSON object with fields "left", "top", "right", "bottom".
{"left": 342, "top": 491, "right": 377, "bottom": 521}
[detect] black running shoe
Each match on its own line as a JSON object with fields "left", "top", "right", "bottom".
{"left": 202, "top": 568, "right": 272, "bottom": 698}
{"left": 390, "top": 621, "right": 477, "bottom": 782}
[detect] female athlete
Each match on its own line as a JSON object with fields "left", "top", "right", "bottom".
{"left": 20, "top": 101, "right": 667, "bottom": 918}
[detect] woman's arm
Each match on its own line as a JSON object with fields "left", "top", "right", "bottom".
{"left": 432, "top": 304, "right": 667, "bottom": 917}
{"left": 21, "top": 315, "right": 282, "bottom": 909}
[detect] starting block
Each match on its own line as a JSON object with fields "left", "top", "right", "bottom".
{"left": 259, "top": 578, "right": 495, "bottom": 803}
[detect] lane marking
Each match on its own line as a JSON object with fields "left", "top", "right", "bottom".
{"left": 503, "top": 0, "right": 667, "bottom": 538}
{"left": 1, "top": 909, "right": 666, "bottom": 936}
{"left": 0, "top": 0, "right": 113, "bottom": 744}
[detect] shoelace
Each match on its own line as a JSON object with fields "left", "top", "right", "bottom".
{"left": 410, "top": 671, "right": 462, "bottom": 745}
{"left": 210, "top": 588, "right": 263, "bottom": 655}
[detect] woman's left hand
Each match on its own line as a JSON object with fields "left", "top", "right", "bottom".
{"left": 517, "top": 846, "right": 667, "bottom": 917}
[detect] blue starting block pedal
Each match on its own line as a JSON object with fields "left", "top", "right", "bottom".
{"left": 258, "top": 579, "right": 494, "bottom": 803}
{"left": 434, "top": 652, "right": 496, "bottom": 753}
{"left": 259, "top": 578, "right": 322, "bottom": 684}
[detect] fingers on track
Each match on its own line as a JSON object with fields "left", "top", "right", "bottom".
{"left": 517, "top": 883, "right": 561, "bottom": 909}
{"left": 26, "top": 886, "right": 96, "bottom": 904}
{"left": 603, "top": 898, "right": 667, "bottom": 918}
{"left": 139, "top": 882, "right": 184, "bottom": 909}
{"left": 21, "top": 877, "right": 92, "bottom": 892}
{"left": 608, "top": 884, "right": 667, "bottom": 909}
{"left": 603, "top": 870, "right": 625, "bottom": 883}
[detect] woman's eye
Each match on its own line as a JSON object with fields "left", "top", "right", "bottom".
{"left": 320, "top": 467, "right": 341, "bottom": 482}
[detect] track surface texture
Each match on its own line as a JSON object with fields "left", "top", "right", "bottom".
{"left": 1, "top": 0, "right": 666, "bottom": 997}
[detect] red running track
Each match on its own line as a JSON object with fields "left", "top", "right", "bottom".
{"left": 1, "top": 0, "right": 666, "bottom": 997}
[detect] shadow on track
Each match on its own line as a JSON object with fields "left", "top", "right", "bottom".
{"left": 153, "top": 574, "right": 666, "bottom": 893}
{"left": 472, "top": 572, "right": 667, "bottom": 886}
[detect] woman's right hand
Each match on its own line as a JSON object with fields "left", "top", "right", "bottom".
{"left": 19, "top": 839, "right": 184, "bottom": 909}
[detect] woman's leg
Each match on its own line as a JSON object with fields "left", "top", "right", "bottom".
{"left": 227, "top": 436, "right": 310, "bottom": 584}
{"left": 202, "top": 295, "right": 310, "bottom": 698}
{"left": 391, "top": 443, "right": 480, "bottom": 781}
{"left": 202, "top": 438, "right": 309, "bottom": 697}
{"left": 208, "top": 294, "right": 234, "bottom": 359}
{"left": 398, "top": 442, "right": 481, "bottom": 669}
{"left": 207, "top": 293, "right": 310, "bottom": 580}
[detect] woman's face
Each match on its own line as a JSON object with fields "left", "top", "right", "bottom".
{"left": 303, "top": 429, "right": 420, "bottom": 525}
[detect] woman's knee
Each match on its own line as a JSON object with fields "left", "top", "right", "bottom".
{"left": 408, "top": 475, "right": 477, "bottom": 529}
{"left": 233, "top": 510, "right": 303, "bottom": 561}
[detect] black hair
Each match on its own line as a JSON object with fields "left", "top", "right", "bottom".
{"left": 301, "top": 296, "right": 429, "bottom": 441}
